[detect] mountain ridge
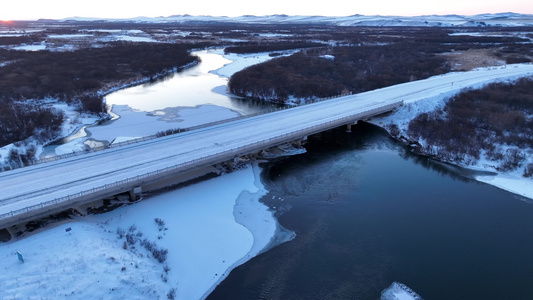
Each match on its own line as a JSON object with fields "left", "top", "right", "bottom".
{"left": 60, "top": 12, "right": 533, "bottom": 27}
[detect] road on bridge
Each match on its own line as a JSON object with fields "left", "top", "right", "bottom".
{"left": 1, "top": 64, "right": 533, "bottom": 222}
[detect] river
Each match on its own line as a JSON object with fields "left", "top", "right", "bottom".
{"left": 40, "top": 50, "right": 280, "bottom": 157}
{"left": 104, "top": 50, "right": 280, "bottom": 115}
{"left": 208, "top": 123, "right": 533, "bottom": 299}
{"left": 63, "top": 50, "right": 533, "bottom": 299}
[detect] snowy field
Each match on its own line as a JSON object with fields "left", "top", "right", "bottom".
{"left": 0, "top": 164, "right": 290, "bottom": 299}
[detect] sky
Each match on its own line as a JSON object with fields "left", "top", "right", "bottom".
{"left": 1, "top": 0, "right": 532, "bottom": 20}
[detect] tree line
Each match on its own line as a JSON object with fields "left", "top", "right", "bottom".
{"left": 224, "top": 41, "right": 324, "bottom": 54}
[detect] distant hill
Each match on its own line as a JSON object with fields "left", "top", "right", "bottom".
{"left": 62, "top": 12, "right": 533, "bottom": 27}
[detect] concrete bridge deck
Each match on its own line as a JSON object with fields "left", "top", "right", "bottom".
{"left": 2, "top": 64, "right": 533, "bottom": 229}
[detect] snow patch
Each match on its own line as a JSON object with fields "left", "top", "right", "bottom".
{"left": 212, "top": 49, "right": 296, "bottom": 78}
{"left": 476, "top": 173, "right": 533, "bottom": 202}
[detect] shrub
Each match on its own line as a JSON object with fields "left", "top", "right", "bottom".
{"left": 154, "top": 218, "right": 166, "bottom": 231}
{"left": 125, "top": 233, "right": 137, "bottom": 245}
{"left": 163, "top": 263, "right": 171, "bottom": 274}
{"left": 505, "top": 56, "right": 531, "bottom": 64}
{"left": 128, "top": 224, "right": 137, "bottom": 232}
{"left": 167, "top": 288, "right": 176, "bottom": 300}
{"left": 0, "top": 43, "right": 198, "bottom": 101}
{"left": 78, "top": 94, "right": 105, "bottom": 114}
{"left": 140, "top": 238, "right": 155, "bottom": 252}
{"left": 153, "top": 248, "right": 168, "bottom": 263}
{"left": 116, "top": 227, "right": 125, "bottom": 239}
{"left": 387, "top": 124, "right": 400, "bottom": 138}
{"left": 224, "top": 41, "right": 323, "bottom": 54}
{"left": 524, "top": 163, "right": 533, "bottom": 178}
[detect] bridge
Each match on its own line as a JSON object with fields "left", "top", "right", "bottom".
{"left": 2, "top": 64, "right": 533, "bottom": 230}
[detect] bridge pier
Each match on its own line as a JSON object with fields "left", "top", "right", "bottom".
{"left": 346, "top": 121, "right": 358, "bottom": 133}
{"left": 129, "top": 186, "right": 142, "bottom": 202}
{"left": 293, "top": 136, "right": 308, "bottom": 147}
{"left": 1, "top": 227, "right": 14, "bottom": 241}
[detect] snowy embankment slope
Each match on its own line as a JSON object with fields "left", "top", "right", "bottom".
{"left": 371, "top": 64, "right": 533, "bottom": 201}
{"left": 0, "top": 164, "right": 285, "bottom": 300}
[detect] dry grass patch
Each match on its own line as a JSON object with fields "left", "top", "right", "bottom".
{"left": 441, "top": 48, "right": 505, "bottom": 71}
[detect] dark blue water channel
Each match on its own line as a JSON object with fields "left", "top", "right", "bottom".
{"left": 208, "top": 122, "right": 533, "bottom": 300}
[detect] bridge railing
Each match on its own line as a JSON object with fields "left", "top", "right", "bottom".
{"left": 0, "top": 100, "right": 402, "bottom": 225}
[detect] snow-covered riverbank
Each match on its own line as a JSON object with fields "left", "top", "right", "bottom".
{"left": 48, "top": 50, "right": 277, "bottom": 158}
{"left": 0, "top": 164, "right": 290, "bottom": 299}
{"left": 371, "top": 64, "right": 533, "bottom": 201}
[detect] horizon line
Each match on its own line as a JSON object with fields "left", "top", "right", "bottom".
{"left": 3, "top": 11, "right": 531, "bottom": 22}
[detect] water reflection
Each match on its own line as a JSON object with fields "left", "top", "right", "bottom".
{"left": 104, "top": 50, "right": 280, "bottom": 115}
{"left": 306, "top": 122, "right": 489, "bottom": 184}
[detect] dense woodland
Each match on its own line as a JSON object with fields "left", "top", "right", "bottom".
{"left": 0, "top": 100, "right": 63, "bottom": 148}
{"left": 403, "top": 78, "right": 533, "bottom": 176}
{"left": 0, "top": 43, "right": 198, "bottom": 148}
{"left": 229, "top": 44, "right": 451, "bottom": 101}
{"left": 228, "top": 30, "right": 532, "bottom": 102}
{"left": 0, "top": 43, "right": 197, "bottom": 103}
{"left": 0, "top": 34, "right": 44, "bottom": 46}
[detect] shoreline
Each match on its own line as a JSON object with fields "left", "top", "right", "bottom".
{"left": 476, "top": 173, "right": 533, "bottom": 202}
{"left": 0, "top": 164, "right": 286, "bottom": 300}
{"left": 201, "top": 162, "right": 295, "bottom": 299}
{"left": 371, "top": 64, "right": 533, "bottom": 202}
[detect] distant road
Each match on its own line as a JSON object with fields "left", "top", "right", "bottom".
{"left": 1, "top": 64, "right": 533, "bottom": 228}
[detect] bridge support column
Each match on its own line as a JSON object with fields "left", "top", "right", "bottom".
{"left": 294, "top": 136, "right": 308, "bottom": 147}
{"left": 4, "top": 226, "right": 15, "bottom": 240}
{"left": 129, "top": 186, "right": 142, "bottom": 202}
{"left": 72, "top": 207, "right": 86, "bottom": 216}
{"left": 346, "top": 121, "right": 358, "bottom": 133}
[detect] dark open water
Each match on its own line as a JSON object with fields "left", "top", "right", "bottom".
{"left": 208, "top": 122, "right": 533, "bottom": 300}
